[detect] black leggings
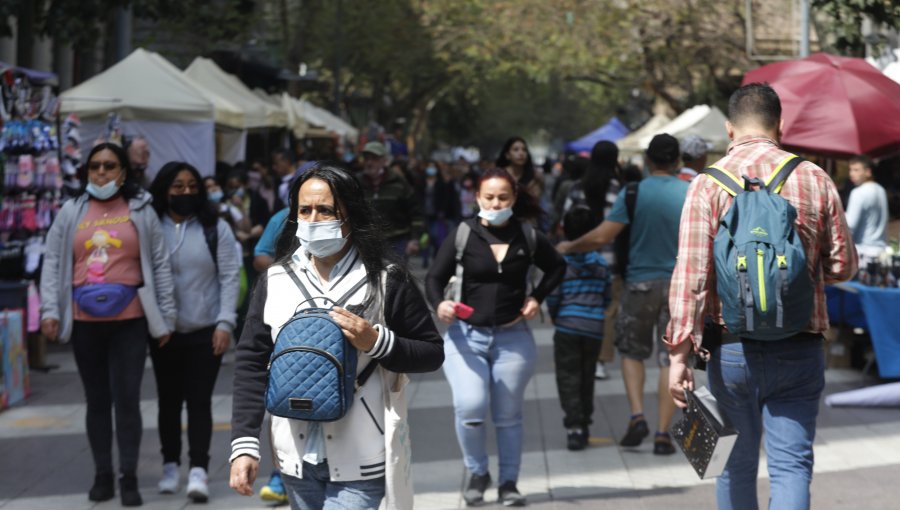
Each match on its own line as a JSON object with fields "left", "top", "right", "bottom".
{"left": 71, "top": 318, "right": 149, "bottom": 476}
{"left": 149, "top": 326, "right": 222, "bottom": 469}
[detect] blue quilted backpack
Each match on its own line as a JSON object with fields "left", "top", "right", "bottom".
{"left": 266, "top": 264, "right": 377, "bottom": 421}
{"left": 705, "top": 155, "right": 814, "bottom": 341}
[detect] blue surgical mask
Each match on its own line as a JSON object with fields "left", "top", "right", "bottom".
{"left": 208, "top": 190, "right": 224, "bottom": 203}
{"left": 426, "top": 166, "right": 438, "bottom": 177}
{"left": 478, "top": 207, "right": 514, "bottom": 226}
{"left": 86, "top": 180, "right": 121, "bottom": 200}
{"left": 295, "top": 219, "right": 348, "bottom": 258}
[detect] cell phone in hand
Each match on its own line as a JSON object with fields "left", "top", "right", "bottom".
{"left": 454, "top": 302, "right": 474, "bottom": 320}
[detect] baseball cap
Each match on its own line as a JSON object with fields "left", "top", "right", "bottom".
{"left": 646, "top": 133, "right": 680, "bottom": 166}
{"left": 680, "top": 135, "right": 711, "bottom": 162}
{"left": 362, "top": 141, "right": 387, "bottom": 157}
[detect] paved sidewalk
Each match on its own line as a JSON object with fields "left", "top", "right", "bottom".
{"left": 2, "top": 318, "right": 900, "bottom": 509}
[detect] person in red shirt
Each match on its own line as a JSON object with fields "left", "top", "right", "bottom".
{"left": 665, "top": 83, "right": 857, "bottom": 510}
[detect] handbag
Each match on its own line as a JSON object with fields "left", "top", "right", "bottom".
{"left": 380, "top": 368, "right": 413, "bottom": 510}
{"left": 670, "top": 386, "right": 738, "bottom": 479}
{"left": 73, "top": 283, "right": 138, "bottom": 318}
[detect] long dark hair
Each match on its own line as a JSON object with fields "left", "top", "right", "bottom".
{"left": 581, "top": 141, "right": 620, "bottom": 221}
{"left": 76, "top": 142, "right": 143, "bottom": 200}
{"left": 148, "top": 161, "right": 218, "bottom": 228}
{"left": 275, "top": 162, "right": 399, "bottom": 298}
{"left": 478, "top": 167, "right": 543, "bottom": 221}
{"left": 495, "top": 136, "right": 536, "bottom": 186}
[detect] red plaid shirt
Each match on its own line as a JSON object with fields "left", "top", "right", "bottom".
{"left": 664, "top": 135, "right": 858, "bottom": 350}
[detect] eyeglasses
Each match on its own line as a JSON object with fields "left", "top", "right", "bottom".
{"left": 88, "top": 161, "right": 121, "bottom": 172}
{"left": 170, "top": 183, "right": 200, "bottom": 193}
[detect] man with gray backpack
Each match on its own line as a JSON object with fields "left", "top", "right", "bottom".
{"left": 665, "top": 83, "right": 857, "bottom": 510}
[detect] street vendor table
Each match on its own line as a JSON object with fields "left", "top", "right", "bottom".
{"left": 827, "top": 282, "right": 900, "bottom": 378}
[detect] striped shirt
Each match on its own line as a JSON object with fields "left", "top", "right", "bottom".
{"left": 546, "top": 251, "right": 611, "bottom": 339}
{"left": 664, "top": 135, "right": 857, "bottom": 350}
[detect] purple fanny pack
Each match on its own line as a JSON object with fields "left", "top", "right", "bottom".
{"left": 73, "top": 284, "right": 138, "bottom": 318}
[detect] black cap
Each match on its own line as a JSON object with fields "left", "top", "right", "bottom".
{"left": 646, "top": 133, "right": 680, "bottom": 166}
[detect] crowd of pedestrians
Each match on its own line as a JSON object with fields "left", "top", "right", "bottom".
{"left": 35, "top": 83, "right": 895, "bottom": 509}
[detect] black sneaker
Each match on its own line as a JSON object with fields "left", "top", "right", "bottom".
{"left": 88, "top": 472, "right": 115, "bottom": 502}
{"left": 566, "top": 428, "right": 586, "bottom": 451}
{"left": 463, "top": 472, "right": 491, "bottom": 506}
{"left": 498, "top": 481, "right": 526, "bottom": 507}
{"left": 619, "top": 417, "right": 649, "bottom": 447}
{"left": 119, "top": 474, "right": 143, "bottom": 507}
{"left": 653, "top": 432, "right": 677, "bottom": 455}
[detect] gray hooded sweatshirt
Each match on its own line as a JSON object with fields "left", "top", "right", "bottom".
{"left": 40, "top": 191, "right": 176, "bottom": 342}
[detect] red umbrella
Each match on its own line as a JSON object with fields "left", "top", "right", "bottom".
{"left": 742, "top": 52, "right": 900, "bottom": 158}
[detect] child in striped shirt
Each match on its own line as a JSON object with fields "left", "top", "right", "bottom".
{"left": 547, "top": 206, "right": 611, "bottom": 451}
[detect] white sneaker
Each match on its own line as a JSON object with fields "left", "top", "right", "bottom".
{"left": 158, "top": 462, "right": 180, "bottom": 494}
{"left": 594, "top": 361, "right": 608, "bottom": 380}
{"left": 187, "top": 467, "right": 209, "bottom": 503}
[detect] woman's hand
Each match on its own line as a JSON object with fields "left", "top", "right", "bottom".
{"left": 329, "top": 307, "right": 379, "bottom": 351}
{"left": 436, "top": 300, "right": 457, "bottom": 324}
{"left": 158, "top": 333, "right": 172, "bottom": 348}
{"left": 40, "top": 319, "right": 59, "bottom": 342}
{"left": 229, "top": 455, "right": 259, "bottom": 496}
{"left": 212, "top": 329, "right": 231, "bottom": 356}
{"left": 520, "top": 297, "right": 540, "bottom": 320}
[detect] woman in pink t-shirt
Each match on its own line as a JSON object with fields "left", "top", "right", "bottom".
{"left": 40, "top": 142, "right": 176, "bottom": 507}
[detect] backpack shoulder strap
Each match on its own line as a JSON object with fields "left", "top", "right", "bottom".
{"left": 764, "top": 154, "right": 804, "bottom": 194}
{"left": 334, "top": 276, "right": 368, "bottom": 307}
{"left": 705, "top": 166, "right": 744, "bottom": 197}
{"left": 624, "top": 182, "right": 639, "bottom": 222}
{"left": 203, "top": 223, "right": 218, "bottom": 271}
{"left": 453, "top": 221, "right": 472, "bottom": 303}
{"left": 520, "top": 221, "right": 537, "bottom": 261}
{"left": 281, "top": 262, "right": 315, "bottom": 303}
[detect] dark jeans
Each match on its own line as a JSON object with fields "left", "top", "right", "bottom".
{"left": 148, "top": 326, "right": 222, "bottom": 470}
{"left": 71, "top": 318, "right": 149, "bottom": 475}
{"left": 553, "top": 331, "right": 602, "bottom": 429}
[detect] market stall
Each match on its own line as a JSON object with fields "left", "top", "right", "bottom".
{"left": 60, "top": 48, "right": 216, "bottom": 179}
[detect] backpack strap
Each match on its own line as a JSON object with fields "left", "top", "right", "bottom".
{"left": 334, "top": 277, "right": 368, "bottom": 307}
{"left": 282, "top": 262, "right": 316, "bottom": 304}
{"left": 624, "top": 182, "right": 639, "bottom": 221}
{"left": 452, "top": 221, "right": 472, "bottom": 303}
{"left": 520, "top": 221, "right": 537, "bottom": 261}
{"left": 705, "top": 166, "right": 744, "bottom": 197}
{"left": 202, "top": 223, "right": 218, "bottom": 271}
{"left": 764, "top": 154, "right": 804, "bottom": 194}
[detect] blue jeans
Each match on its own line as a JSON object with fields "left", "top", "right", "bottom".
{"left": 281, "top": 462, "right": 385, "bottom": 510}
{"left": 443, "top": 320, "right": 537, "bottom": 483}
{"left": 708, "top": 336, "right": 825, "bottom": 510}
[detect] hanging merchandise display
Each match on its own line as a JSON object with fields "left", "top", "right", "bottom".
{"left": 0, "top": 63, "right": 62, "bottom": 353}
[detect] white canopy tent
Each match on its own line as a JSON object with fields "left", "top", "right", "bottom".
{"left": 638, "top": 105, "right": 730, "bottom": 153}
{"left": 60, "top": 48, "right": 216, "bottom": 179}
{"left": 617, "top": 114, "right": 673, "bottom": 154}
{"left": 184, "top": 57, "right": 287, "bottom": 129}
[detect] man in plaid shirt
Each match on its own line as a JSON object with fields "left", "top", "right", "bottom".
{"left": 665, "top": 83, "right": 857, "bottom": 510}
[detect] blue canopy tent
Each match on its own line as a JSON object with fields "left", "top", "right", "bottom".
{"left": 566, "top": 117, "right": 629, "bottom": 153}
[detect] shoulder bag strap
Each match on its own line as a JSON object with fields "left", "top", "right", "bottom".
{"left": 624, "top": 182, "right": 639, "bottom": 222}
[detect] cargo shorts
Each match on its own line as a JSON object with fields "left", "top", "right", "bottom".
{"left": 614, "top": 278, "right": 671, "bottom": 367}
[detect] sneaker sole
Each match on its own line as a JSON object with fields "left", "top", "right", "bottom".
{"left": 188, "top": 491, "right": 209, "bottom": 503}
{"left": 158, "top": 487, "right": 177, "bottom": 494}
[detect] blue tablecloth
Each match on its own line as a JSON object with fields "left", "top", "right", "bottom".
{"left": 827, "top": 282, "right": 900, "bottom": 378}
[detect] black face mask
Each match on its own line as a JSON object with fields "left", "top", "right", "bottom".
{"left": 169, "top": 194, "right": 201, "bottom": 217}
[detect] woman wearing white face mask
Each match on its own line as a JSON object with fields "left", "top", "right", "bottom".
{"left": 425, "top": 168, "right": 566, "bottom": 507}
{"left": 40, "top": 142, "right": 176, "bottom": 507}
{"left": 229, "top": 163, "right": 444, "bottom": 510}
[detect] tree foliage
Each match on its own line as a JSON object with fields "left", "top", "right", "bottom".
{"left": 812, "top": 0, "right": 900, "bottom": 56}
